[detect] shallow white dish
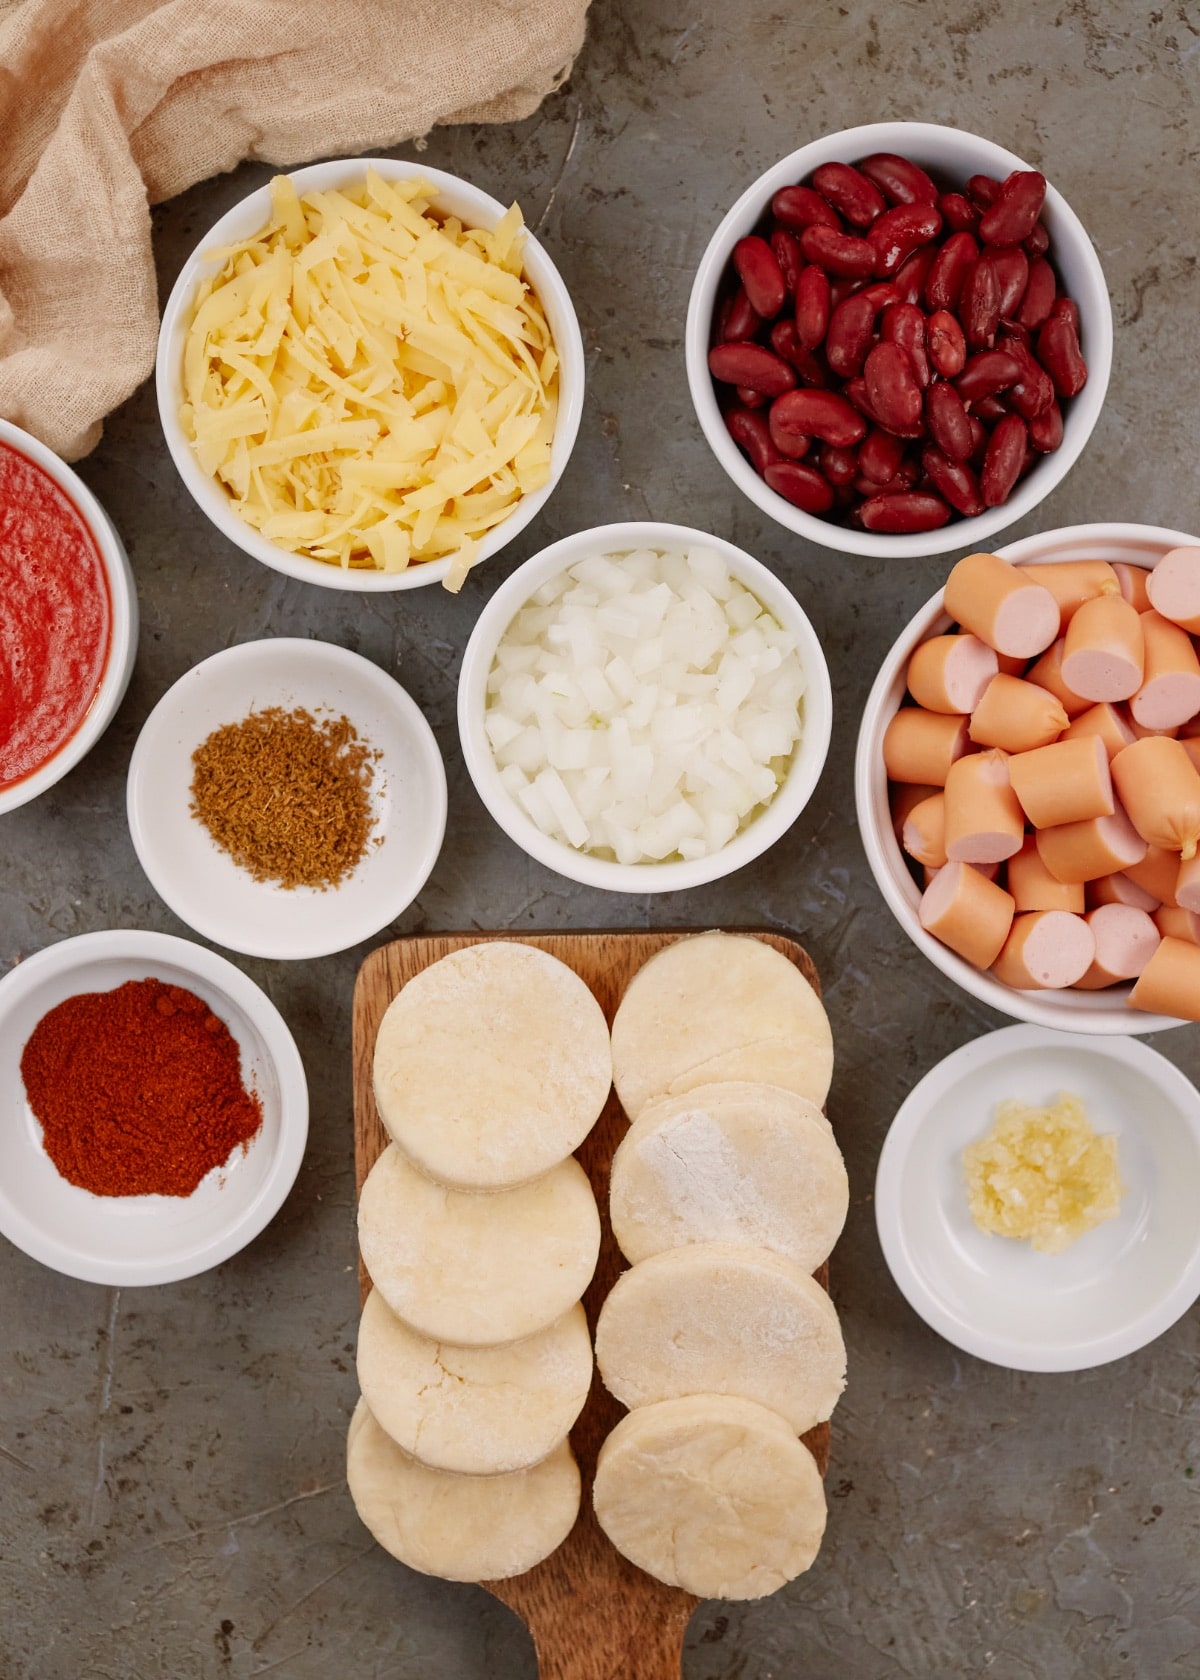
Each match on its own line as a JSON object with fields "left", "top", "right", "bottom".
{"left": 156, "top": 157, "right": 584, "bottom": 592}
{"left": 128, "top": 638, "right": 446, "bottom": 959}
{"left": 875, "top": 1024, "right": 1200, "bottom": 1372}
{"left": 0, "top": 929, "right": 307, "bottom": 1286}
{"left": 0, "top": 418, "right": 138, "bottom": 815}
{"left": 685, "top": 120, "right": 1112, "bottom": 559}
{"left": 457, "top": 520, "right": 833, "bottom": 893}
{"left": 855, "top": 522, "right": 1200, "bottom": 1034}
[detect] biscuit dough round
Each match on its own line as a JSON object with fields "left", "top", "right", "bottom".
{"left": 348, "top": 1398, "right": 580, "bottom": 1581}
{"left": 593, "top": 1394, "right": 826, "bottom": 1599}
{"left": 373, "top": 942, "right": 612, "bottom": 1189}
{"left": 595, "top": 1243, "right": 845, "bottom": 1433}
{"left": 357, "top": 1290, "right": 593, "bottom": 1475}
{"left": 610, "top": 933, "right": 833, "bottom": 1119}
{"left": 358, "top": 1144, "right": 601, "bottom": 1346}
{"left": 609, "top": 1082, "right": 847, "bottom": 1271}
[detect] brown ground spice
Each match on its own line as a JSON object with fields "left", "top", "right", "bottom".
{"left": 190, "top": 706, "right": 378, "bottom": 889}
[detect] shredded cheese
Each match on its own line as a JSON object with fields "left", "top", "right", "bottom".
{"left": 180, "top": 171, "right": 558, "bottom": 590}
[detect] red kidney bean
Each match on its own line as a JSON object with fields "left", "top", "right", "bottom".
{"left": 770, "top": 319, "right": 829, "bottom": 384}
{"left": 1038, "top": 313, "right": 1088, "bottom": 396}
{"left": 1017, "top": 256, "right": 1057, "bottom": 329}
{"left": 981, "top": 412, "right": 1028, "bottom": 505}
{"left": 868, "top": 203, "right": 943, "bottom": 277}
{"left": 927, "top": 309, "right": 967, "bottom": 377}
{"left": 980, "top": 245, "right": 1029, "bottom": 317}
{"left": 967, "top": 414, "right": 987, "bottom": 461}
{"left": 858, "top": 426, "right": 906, "bottom": 484}
{"left": 858, "top": 280, "right": 900, "bottom": 310}
{"left": 1024, "top": 220, "right": 1050, "bottom": 257}
{"left": 812, "top": 161, "right": 886, "bottom": 227}
{"left": 733, "top": 235, "right": 787, "bottom": 318}
{"left": 768, "top": 405, "right": 811, "bottom": 459}
{"left": 826, "top": 293, "right": 878, "bottom": 379}
{"left": 999, "top": 318, "right": 1031, "bottom": 348}
{"left": 858, "top": 491, "right": 951, "bottom": 532}
{"left": 960, "top": 257, "right": 1002, "bottom": 347}
{"left": 854, "top": 463, "right": 920, "bottom": 497}
{"left": 880, "top": 301, "right": 931, "bottom": 387}
{"left": 770, "top": 228, "right": 805, "bottom": 297}
{"left": 956, "top": 348, "right": 1022, "bottom": 404}
{"left": 938, "top": 191, "right": 979, "bottom": 233}
{"left": 799, "top": 224, "right": 877, "bottom": 278}
{"left": 791, "top": 264, "right": 831, "bottom": 351}
{"left": 921, "top": 446, "right": 985, "bottom": 517}
{"left": 719, "top": 286, "right": 762, "bottom": 343}
{"left": 844, "top": 377, "right": 879, "bottom": 422}
{"left": 735, "top": 386, "right": 769, "bottom": 409}
{"left": 1003, "top": 335, "right": 1055, "bottom": 418}
{"left": 763, "top": 460, "right": 835, "bottom": 514}
{"left": 709, "top": 342, "right": 797, "bottom": 395}
{"left": 1052, "top": 295, "right": 1080, "bottom": 331}
{"left": 726, "top": 408, "right": 782, "bottom": 475}
{"left": 864, "top": 341, "right": 923, "bottom": 435}
{"left": 820, "top": 443, "right": 859, "bottom": 488}
{"left": 891, "top": 245, "right": 936, "bottom": 307}
{"left": 859, "top": 153, "right": 939, "bottom": 206}
{"left": 925, "top": 231, "right": 978, "bottom": 312}
{"left": 772, "top": 388, "right": 867, "bottom": 448}
{"left": 979, "top": 170, "right": 1047, "bottom": 247}
{"left": 925, "top": 380, "right": 974, "bottom": 461}
{"left": 966, "top": 174, "right": 1002, "bottom": 209}
{"left": 828, "top": 277, "right": 863, "bottom": 309}
{"left": 1029, "top": 399, "right": 1064, "bottom": 452}
{"left": 771, "top": 185, "right": 841, "bottom": 232}
{"left": 972, "top": 393, "right": 1009, "bottom": 422}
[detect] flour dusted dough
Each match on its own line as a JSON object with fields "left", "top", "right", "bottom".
{"left": 610, "top": 933, "right": 833, "bottom": 1119}
{"left": 593, "top": 1394, "right": 826, "bottom": 1599}
{"left": 609, "top": 1081, "right": 847, "bottom": 1271}
{"left": 347, "top": 1398, "right": 580, "bottom": 1582}
{"left": 357, "top": 1290, "right": 592, "bottom": 1475}
{"left": 358, "top": 1144, "right": 601, "bottom": 1345}
{"left": 595, "top": 1243, "right": 845, "bottom": 1433}
{"left": 373, "top": 942, "right": 612, "bottom": 1189}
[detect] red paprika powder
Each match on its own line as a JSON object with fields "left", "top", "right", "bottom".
{"left": 20, "top": 977, "right": 263, "bottom": 1197}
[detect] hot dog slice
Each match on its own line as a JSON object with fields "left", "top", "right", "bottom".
{"left": 1124, "top": 843, "right": 1181, "bottom": 907}
{"left": 1180, "top": 739, "right": 1200, "bottom": 775}
{"left": 901, "top": 792, "right": 947, "bottom": 868}
{"left": 968, "top": 674, "right": 1068, "bottom": 753}
{"left": 890, "top": 781, "right": 941, "bottom": 834}
{"left": 1073, "top": 904, "right": 1161, "bottom": 988}
{"left": 1022, "top": 560, "right": 1119, "bottom": 626}
{"left": 943, "top": 551, "right": 1060, "bottom": 658}
{"left": 1062, "top": 702, "right": 1136, "bottom": 762}
{"left": 1025, "top": 638, "right": 1091, "bottom": 719}
{"left": 1087, "top": 871, "right": 1160, "bottom": 912}
{"left": 1128, "top": 935, "right": 1200, "bottom": 1020}
{"left": 996, "top": 652, "right": 1028, "bottom": 677}
{"left": 1008, "top": 735, "right": 1114, "bottom": 829}
{"left": 918, "top": 859, "right": 1015, "bottom": 969}
{"left": 1129, "top": 611, "right": 1200, "bottom": 731}
{"left": 991, "top": 911, "right": 1095, "bottom": 990}
{"left": 1113, "top": 562, "right": 1152, "bottom": 613}
{"left": 883, "top": 709, "right": 970, "bottom": 786}
{"left": 1035, "top": 806, "right": 1148, "bottom": 884}
{"left": 1145, "top": 547, "right": 1200, "bottom": 636}
{"left": 1111, "top": 736, "right": 1200, "bottom": 859}
{"left": 1060, "top": 595, "right": 1145, "bottom": 703}
{"left": 1176, "top": 853, "right": 1200, "bottom": 914}
{"left": 907, "top": 634, "right": 999, "bottom": 714}
{"left": 1154, "top": 905, "right": 1200, "bottom": 944}
{"left": 943, "top": 750, "right": 1025, "bottom": 863}
{"left": 1007, "top": 833, "right": 1085, "bottom": 912}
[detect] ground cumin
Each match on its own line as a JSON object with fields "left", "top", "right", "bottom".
{"left": 190, "top": 706, "right": 378, "bottom": 890}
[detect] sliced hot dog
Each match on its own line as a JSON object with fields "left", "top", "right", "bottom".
{"left": 996, "top": 652, "right": 1028, "bottom": 677}
{"left": 883, "top": 708, "right": 970, "bottom": 786}
{"left": 1129, "top": 611, "right": 1200, "bottom": 731}
{"left": 1113, "top": 561, "right": 1151, "bottom": 613}
{"left": 1087, "top": 871, "right": 1160, "bottom": 912}
{"left": 901, "top": 792, "right": 947, "bottom": 868}
{"left": 1073, "top": 904, "right": 1161, "bottom": 988}
{"left": 1035, "top": 805, "right": 1148, "bottom": 884}
{"left": 991, "top": 911, "right": 1095, "bottom": 990}
{"left": 1124, "top": 843, "right": 1181, "bottom": 907}
{"left": 918, "top": 859, "right": 1015, "bottom": 969}
{"left": 907, "top": 633, "right": 999, "bottom": 714}
{"left": 1008, "top": 735, "right": 1114, "bottom": 829}
{"left": 1111, "top": 736, "right": 1200, "bottom": 859}
{"left": 1007, "top": 833, "right": 1085, "bottom": 912}
{"left": 891, "top": 780, "right": 941, "bottom": 834}
{"left": 1176, "top": 853, "right": 1200, "bottom": 914}
{"left": 1021, "top": 560, "right": 1119, "bottom": 626}
{"left": 943, "top": 749, "right": 1025, "bottom": 863}
{"left": 1025, "top": 638, "right": 1091, "bottom": 719}
{"left": 1144, "top": 546, "right": 1200, "bottom": 636}
{"left": 1128, "top": 934, "right": 1200, "bottom": 1020}
{"left": 1179, "top": 739, "right": 1200, "bottom": 774}
{"left": 1062, "top": 702, "right": 1136, "bottom": 762}
{"left": 968, "top": 674, "right": 1068, "bottom": 753}
{"left": 943, "top": 550, "right": 1060, "bottom": 658}
{"left": 1060, "top": 595, "right": 1145, "bottom": 703}
{"left": 1154, "top": 905, "right": 1200, "bottom": 944}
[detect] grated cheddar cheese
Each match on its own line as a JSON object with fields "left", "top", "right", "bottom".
{"left": 180, "top": 171, "right": 558, "bottom": 591}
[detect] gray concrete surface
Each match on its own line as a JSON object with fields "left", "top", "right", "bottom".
{"left": 3, "top": 2, "right": 1200, "bottom": 1676}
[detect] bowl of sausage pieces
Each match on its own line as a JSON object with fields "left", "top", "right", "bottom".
{"left": 686, "top": 122, "right": 1111, "bottom": 558}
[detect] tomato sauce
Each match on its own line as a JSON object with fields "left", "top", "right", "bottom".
{"left": 0, "top": 440, "right": 112, "bottom": 791}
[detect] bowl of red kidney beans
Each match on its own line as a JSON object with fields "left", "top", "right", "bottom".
{"left": 685, "top": 122, "right": 1112, "bottom": 558}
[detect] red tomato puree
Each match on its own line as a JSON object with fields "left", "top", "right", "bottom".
{"left": 0, "top": 440, "right": 111, "bottom": 791}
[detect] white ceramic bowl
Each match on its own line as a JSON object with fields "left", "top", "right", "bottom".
{"left": 457, "top": 520, "right": 833, "bottom": 892}
{"left": 855, "top": 522, "right": 1200, "bottom": 1034}
{"left": 685, "top": 121, "right": 1113, "bottom": 559}
{"left": 875, "top": 1024, "right": 1200, "bottom": 1372}
{"left": 128, "top": 638, "right": 446, "bottom": 959}
{"left": 156, "top": 157, "right": 585, "bottom": 592}
{"left": 0, "top": 418, "right": 138, "bottom": 815}
{"left": 0, "top": 929, "right": 307, "bottom": 1286}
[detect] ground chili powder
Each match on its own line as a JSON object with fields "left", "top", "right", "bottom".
{"left": 20, "top": 977, "right": 263, "bottom": 1197}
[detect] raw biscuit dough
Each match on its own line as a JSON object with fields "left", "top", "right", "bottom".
{"left": 610, "top": 933, "right": 833, "bottom": 1119}
{"left": 595, "top": 1243, "right": 845, "bottom": 1433}
{"left": 609, "top": 1081, "right": 847, "bottom": 1271}
{"left": 357, "top": 1290, "right": 592, "bottom": 1475}
{"left": 592, "top": 1394, "right": 826, "bottom": 1599}
{"left": 373, "top": 941, "right": 612, "bottom": 1189}
{"left": 347, "top": 1397, "right": 580, "bottom": 1581}
{"left": 358, "top": 1144, "right": 601, "bottom": 1346}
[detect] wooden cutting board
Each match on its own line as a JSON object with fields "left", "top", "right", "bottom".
{"left": 352, "top": 930, "right": 832, "bottom": 1680}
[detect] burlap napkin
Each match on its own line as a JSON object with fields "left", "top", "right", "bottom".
{"left": 0, "top": 0, "right": 589, "bottom": 460}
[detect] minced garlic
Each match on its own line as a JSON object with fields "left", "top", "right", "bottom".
{"left": 963, "top": 1092, "right": 1122, "bottom": 1254}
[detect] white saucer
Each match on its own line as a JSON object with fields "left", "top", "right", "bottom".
{"left": 875, "top": 1025, "right": 1200, "bottom": 1372}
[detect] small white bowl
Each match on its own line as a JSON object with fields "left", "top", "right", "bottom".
{"left": 0, "top": 418, "right": 138, "bottom": 815}
{"left": 156, "top": 157, "right": 585, "bottom": 592}
{"left": 875, "top": 1024, "right": 1200, "bottom": 1372}
{"left": 685, "top": 121, "right": 1113, "bottom": 559}
{"left": 0, "top": 929, "right": 307, "bottom": 1286}
{"left": 127, "top": 638, "right": 446, "bottom": 959}
{"left": 855, "top": 522, "right": 1200, "bottom": 1034}
{"left": 457, "top": 520, "right": 833, "bottom": 893}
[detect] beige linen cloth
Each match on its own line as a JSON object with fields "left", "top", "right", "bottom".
{"left": 0, "top": 0, "right": 589, "bottom": 460}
